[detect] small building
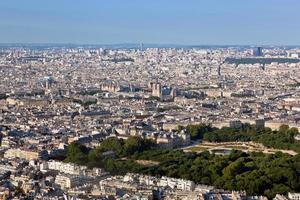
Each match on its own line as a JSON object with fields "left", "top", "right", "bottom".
{"left": 255, "top": 119, "right": 265, "bottom": 129}
{"left": 288, "top": 193, "right": 300, "bottom": 200}
{"left": 229, "top": 120, "right": 242, "bottom": 129}
{"left": 55, "top": 174, "right": 82, "bottom": 189}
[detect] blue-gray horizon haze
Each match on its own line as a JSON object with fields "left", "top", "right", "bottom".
{"left": 0, "top": 0, "right": 300, "bottom": 45}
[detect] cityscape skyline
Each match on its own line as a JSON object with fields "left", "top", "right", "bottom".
{"left": 1, "top": 1, "right": 300, "bottom": 199}
{"left": 0, "top": 0, "right": 300, "bottom": 45}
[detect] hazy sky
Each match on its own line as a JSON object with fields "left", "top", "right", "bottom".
{"left": 0, "top": 0, "right": 300, "bottom": 45}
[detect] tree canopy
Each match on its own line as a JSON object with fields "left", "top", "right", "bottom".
{"left": 64, "top": 124, "right": 300, "bottom": 199}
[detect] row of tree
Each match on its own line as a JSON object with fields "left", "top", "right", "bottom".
{"left": 132, "top": 150, "right": 300, "bottom": 199}
{"left": 182, "top": 123, "right": 300, "bottom": 152}
{"left": 65, "top": 136, "right": 155, "bottom": 167}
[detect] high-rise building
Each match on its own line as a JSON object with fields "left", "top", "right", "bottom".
{"left": 253, "top": 47, "right": 263, "bottom": 57}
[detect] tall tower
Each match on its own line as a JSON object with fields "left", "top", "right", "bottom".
{"left": 151, "top": 83, "right": 162, "bottom": 99}
{"left": 140, "top": 43, "right": 144, "bottom": 51}
{"left": 217, "top": 65, "right": 221, "bottom": 77}
{"left": 45, "top": 80, "right": 50, "bottom": 90}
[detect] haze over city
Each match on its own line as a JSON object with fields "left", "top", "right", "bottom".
{"left": 0, "top": 0, "right": 300, "bottom": 45}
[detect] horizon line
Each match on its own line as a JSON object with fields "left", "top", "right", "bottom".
{"left": 0, "top": 42, "right": 300, "bottom": 48}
